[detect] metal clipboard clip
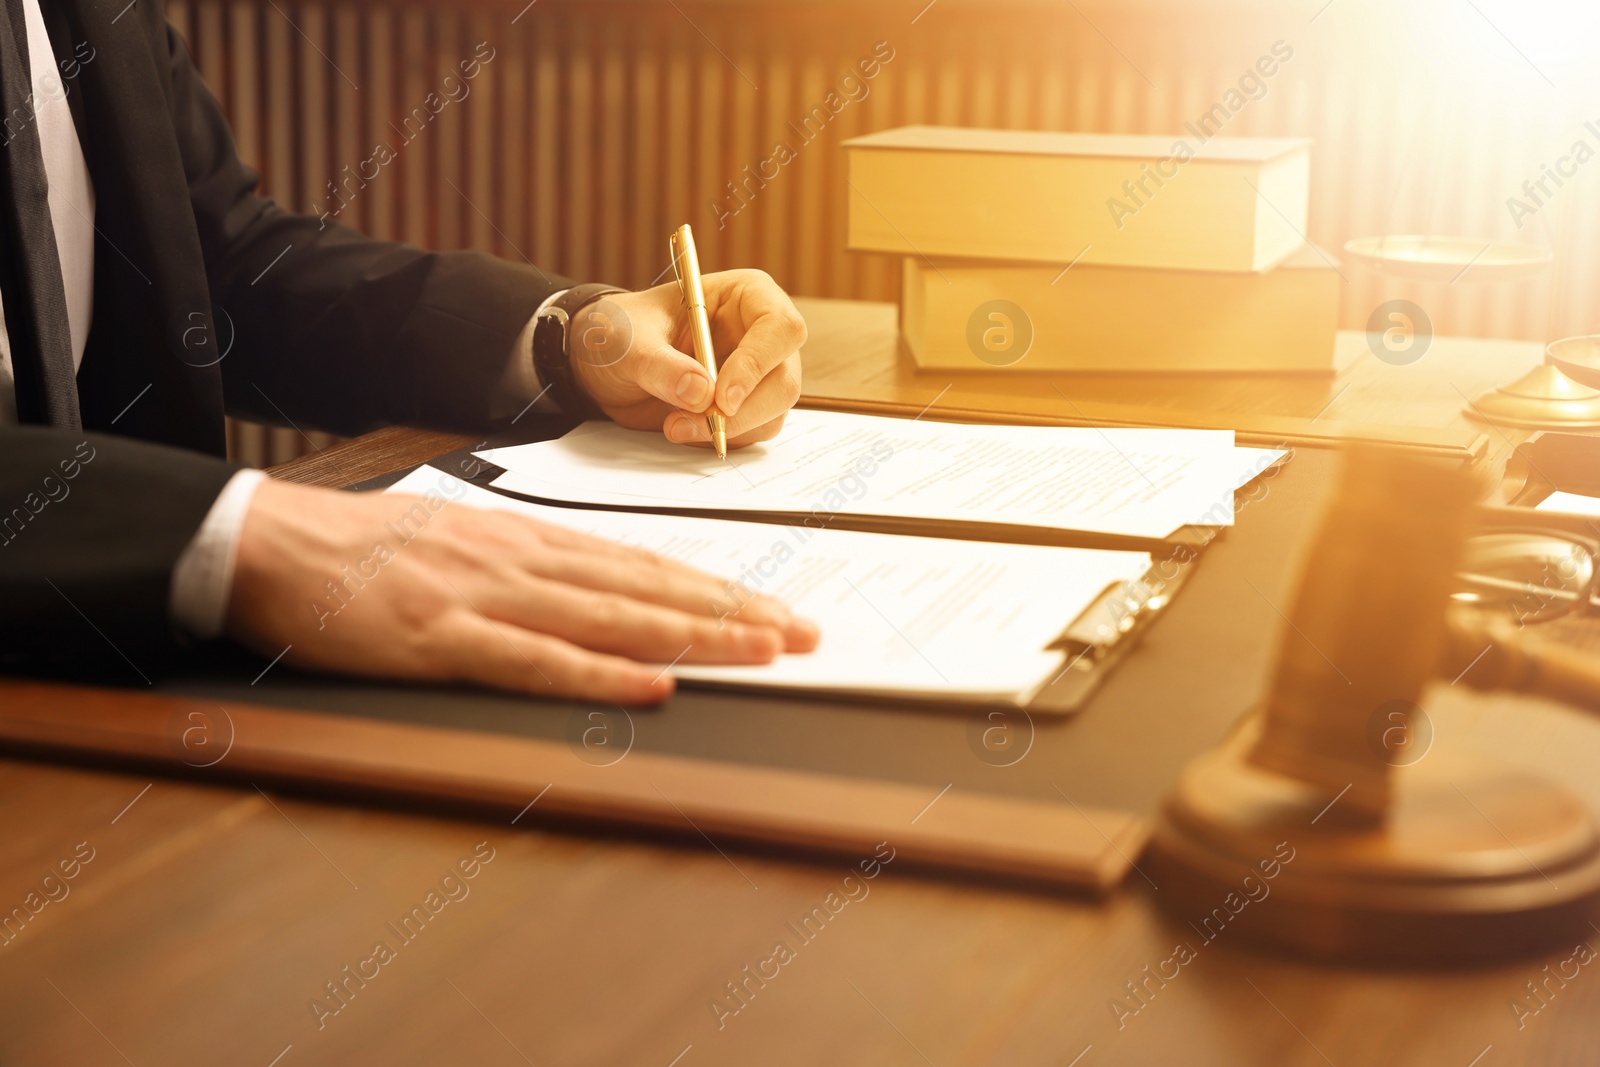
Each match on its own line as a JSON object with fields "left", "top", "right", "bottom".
{"left": 1027, "top": 549, "right": 1199, "bottom": 714}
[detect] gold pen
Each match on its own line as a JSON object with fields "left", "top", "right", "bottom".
{"left": 669, "top": 223, "right": 728, "bottom": 460}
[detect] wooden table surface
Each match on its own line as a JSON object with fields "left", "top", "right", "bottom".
{"left": 5, "top": 300, "right": 1600, "bottom": 1065}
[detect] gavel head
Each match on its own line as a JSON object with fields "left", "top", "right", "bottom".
{"left": 1246, "top": 444, "right": 1483, "bottom": 820}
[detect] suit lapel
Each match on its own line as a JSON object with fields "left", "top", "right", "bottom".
{"left": 52, "top": 0, "right": 226, "bottom": 455}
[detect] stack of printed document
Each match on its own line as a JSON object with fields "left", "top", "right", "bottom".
{"left": 476, "top": 410, "right": 1282, "bottom": 543}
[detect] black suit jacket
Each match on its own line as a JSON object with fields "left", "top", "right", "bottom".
{"left": 2, "top": 0, "right": 571, "bottom": 675}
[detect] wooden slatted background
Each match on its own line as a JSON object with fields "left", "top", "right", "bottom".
{"left": 158, "top": 0, "right": 1600, "bottom": 466}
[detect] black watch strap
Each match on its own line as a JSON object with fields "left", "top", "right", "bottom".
{"left": 531, "top": 283, "right": 627, "bottom": 419}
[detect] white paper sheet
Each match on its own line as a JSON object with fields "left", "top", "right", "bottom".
{"left": 1539, "top": 491, "right": 1600, "bottom": 517}
{"left": 385, "top": 467, "right": 1152, "bottom": 704}
{"left": 477, "top": 410, "right": 1280, "bottom": 539}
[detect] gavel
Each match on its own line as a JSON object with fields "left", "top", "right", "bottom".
{"left": 1147, "top": 445, "right": 1600, "bottom": 963}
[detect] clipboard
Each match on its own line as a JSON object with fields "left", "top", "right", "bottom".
{"left": 389, "top": 436, "right": 1235, "bottom": 714}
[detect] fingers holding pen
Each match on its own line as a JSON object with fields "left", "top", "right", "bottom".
{"left": 662, "top": 352, "right": 800, "bottom": 447}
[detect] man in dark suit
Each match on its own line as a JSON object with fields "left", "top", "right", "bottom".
{"left": 1, "top": 0, "right": 816, "bottom": 703}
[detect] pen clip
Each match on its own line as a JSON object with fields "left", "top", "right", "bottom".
{"left": 668, "top": 232, "right": 689, "bottom": 303}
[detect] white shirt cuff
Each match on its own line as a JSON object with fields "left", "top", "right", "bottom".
{"left": 491, "top": 288, "right": 568, "bottom": 420}
{"left": 169, "top": 468, "right": 269, "bottom": 639}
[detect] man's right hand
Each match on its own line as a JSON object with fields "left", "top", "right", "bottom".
{"left": 226, "top": 478, "right": 818, "bottom": 704}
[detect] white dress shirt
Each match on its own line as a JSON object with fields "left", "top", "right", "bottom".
{"left": 0, "top": 0, "right": 94, "bottom": 423}
{"left": 3, "top": 0, "right": 557, "bottom": 640}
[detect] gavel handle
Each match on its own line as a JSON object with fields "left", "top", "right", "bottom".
{"left": 1445, "top": 618, "right": 1600, "bottom": 711}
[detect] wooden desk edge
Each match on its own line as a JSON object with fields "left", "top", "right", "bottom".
{"left": 0, "top": 680, "right": 1145, "bottom": 896}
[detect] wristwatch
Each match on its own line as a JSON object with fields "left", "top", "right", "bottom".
{"left": 531, "top": 283, "right": 627, "bottom": 419}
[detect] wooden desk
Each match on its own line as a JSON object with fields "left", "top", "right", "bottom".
{"left": 5, "top": 312, "right": 1600, "bottom": 1065}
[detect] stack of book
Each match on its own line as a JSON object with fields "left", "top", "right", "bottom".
{"left": 843, "top": 126, "right": 1340, "bottom": 374}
